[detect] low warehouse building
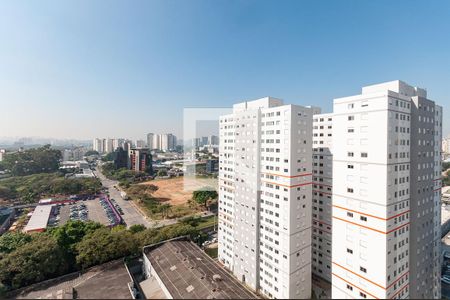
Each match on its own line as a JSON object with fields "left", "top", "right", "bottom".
{"left": 23, "top": 205, "right": 53, "bottom": 233}
{"left": 142, "top": 237, "right": 258, "bottom": 299}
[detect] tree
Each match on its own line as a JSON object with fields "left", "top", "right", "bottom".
{"left": 50, "top": 220, "right": 103, "bottom": 252}
{"left": 0, "top": 232, "right": 32, "bottom": 256}
{"left": 129, "top": 224, "right": 146, "bottom": 234}
{"left": 75, "top": 228, "right": 138, "bottom": 269}
{"left": 192, "top": 189, "right": 218, "bottom": 208}
{"left": 1, "top": 145, "right": 62, "bottom": 176}
{"left": 0, "top": 235, "right": 69, "bottom": 289}
{"left": 157, "top": 169, "right": 168, "bottom": 177}
{"left": 84, "top": 150, "right": 99, "bottom": 156}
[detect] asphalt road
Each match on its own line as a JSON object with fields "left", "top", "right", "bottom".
{"left": 94, "top": 167, "right": 154, "bottom": 228}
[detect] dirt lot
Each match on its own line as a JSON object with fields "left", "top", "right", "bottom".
{"left": 140, "top": 176, "right": 217, "bottom": 206}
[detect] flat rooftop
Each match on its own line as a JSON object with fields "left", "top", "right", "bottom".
{"left": 144, "top": 239, "right": 258, "bottom": 299}
{"left": 14, "top": 260, "right": 132, "bottom": 299}
{"left": 23, "top": 205, "right": 53, "bottom": 232}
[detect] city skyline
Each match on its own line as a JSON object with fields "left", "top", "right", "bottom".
{"left": 1, "top": 1, "right": 450, "bottom": 140}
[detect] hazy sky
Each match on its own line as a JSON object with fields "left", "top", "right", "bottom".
{"left": 0, "top": 0, "right": 449, "bottom": 140}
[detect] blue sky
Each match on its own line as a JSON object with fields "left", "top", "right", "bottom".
{"left": 0, "top": 0, "right": 449, "bottom": 140}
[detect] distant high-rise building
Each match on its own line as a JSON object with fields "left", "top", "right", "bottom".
{"left": 0, "top": 149, "right": 5, "bottom": 162}
{"left": 218, "top": 97, "right": 313, "bottom": 299}
{"left": 135, "top": 139, "right": 146, "bottom": 148}
{"left": 93, "top": 138, "right": 104, "bottom": 153}
{"left": 113, "top": 147, "right": 128, "bottom": 169}
{"left": 104, "top": 138, "right": 114, "bottom": 153}
{"left": 147, "top": 133, "right": 154, "bottom": 149}
{"left": 129, "top": 148, "right": 153, "bottom": 174}
{"left": 331, "top": 80, "right": 442, "bottom": 299}
{"left": 201, "top": 136, "right": 209, "bottom": 147}
{"left": 112, "top": 138, "right": 124, "bottom": 151}
{"left": 153, "top": 134, "right": 161, "bottom": 151}
{"left": 209, "top": 135, "right": 219, "bottom": 145}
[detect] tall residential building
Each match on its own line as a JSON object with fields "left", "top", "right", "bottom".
{"left": 153, "top": 134, "right": 161, "bottom": 150}
{"left": 93, "top": 138, "right": 104, "bottom": 153}
{"left": 159, "top": 133, "right": 176, "bottom": 151}
{"left": 112, "top": 138, "right": 124, "bottom": 151}
{"left": 218, "top": 97, "right": 313, "bottom": 299}
{"left": 331, "top": 80, "right": 442, "bottom": 299}
{"left": 209, "top": 135, "right": 219, "bottom": 145}
{"left": 104, "top": 138, "right": 114, "bottom": 153}
{"left": 128, "top": 148, "right": 153, "bottom": 173}
{"left": 135, "top": 139, "right": 146, "bottom": 148}
{"left": 0, "top": 149, "right": 5, "bottom": 162}
{"left": 311, "top": 112, "right": 333, "bottom": 283}
{"left": 147, "top": 133, "right": 154, "bottom": 149}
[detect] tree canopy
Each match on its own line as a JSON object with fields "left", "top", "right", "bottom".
{"left": 1, "top": 145, "right": 61, "bottom": 176}
{"left": 0, "top": 173, "right": 102, "bottom": 202}
{"left": 192, "top": 189, "right": 218, "bottom": 208}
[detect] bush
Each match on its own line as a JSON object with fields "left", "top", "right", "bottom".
{"left": 0, "top": 235, "right": 69, "bottom": 289}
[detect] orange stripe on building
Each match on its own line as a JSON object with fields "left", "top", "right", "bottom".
{"left": 261, "top": 180, "right": 312, "bottom": 189}
{"left": 261, "top": 172, "right": 312, "bottom": 178}
{"left": 390, "top": 283, "right": 409, "bottom": 299}
{"left": 386, "top": 271, "right": 409, "bottom": 290}
{"left": 313, "top": 190, "right": 332, "bottom": 195}
{"left": 332, "top": 272, "right": 379, "bottom": 299}
{"left": 332, "top": 216, "right": 409, "bottom": 235}
{"left": 333, "top": 205, "right": 410, "bottom": 221}
{"left": 333, "top": 262, "right": 385, "bottom": 290}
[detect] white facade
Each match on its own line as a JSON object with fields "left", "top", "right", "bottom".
{"left": 218, "top": 97, "right": 313, "bottom": 299}
{"left": 93, "top": 138, "right": 104, "bottom": 153}
{"left": 0, "top": 149, "right": 5, "bottom": 162}
{"left": 312, "top": 112, "right": 333, "bottom": 282}
{"left": 331, "top": 80, "right": 442, "bottom": 299}
{"left": 147, "top": 133, "right": 154, "bottom": 150}
{"left": 104, "top": 138, "right": 114, "bottom": 153}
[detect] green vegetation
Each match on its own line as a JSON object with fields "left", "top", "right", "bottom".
{"left": 101, "top": 152, "right": 115, "bottom": 162}
{"left": 84, "top": 150, "right": 99, "bottom": 156}
{"left": 157, "top": 169, "right": 168, "bottom": 177}
{"left": 0, "top": 145, "right": 61, "bottom": 176}
{"left": 0, "top": 173, "right": 102, "bottom": 203}
{"left": 0, "top": 220, "right": 206, "bottom": 291}
{"left": 101, "top": 162, "right": 148, "bottom": 187}
{"left": 192, "top": 189, "right": 218, "bottom": 208}
{"left": 205, "top": 247, "right": 218, "bottom": 259}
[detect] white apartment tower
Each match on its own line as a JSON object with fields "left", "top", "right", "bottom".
{"left": 218, "top": 97, "right": 313, "bottom": 299}
{"left": 331, "top": 80, "right": 442, "bottom": 299}
{"left": 93, "top": 138, "right": 104, "bottom": 153}
{"left": 147, "top": 133, "right": 154, "bottom": 150}
{"left": 311, "top": 112, "right": 334, "bottom": 283}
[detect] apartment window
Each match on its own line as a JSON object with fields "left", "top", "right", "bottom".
{"left": 346, "top": 284, "right": 353, "bottom": 291}
{"left": 348, "top": 103, "right": 354, "bottom": 109}
{"left": 348, "top": 152, "right": 354, "bottom": 157}
{"left": 347, "top": 188, "right": 354, "bottom": 193}
{"left": 360, "top": 266, "right": 367, "bottom": 273}
{"left": 348, "top": 128, "right": 355, "bottom": 133}
{"left": 347, "top": 212, "right": 354, "bottom": 218}
{"left": 360, "top": 292, "right": 367, "bottom": 298}
{"left": 361, "top": 152, "right": 368, "bottom": 158}
{"left": 348, "top": 116, "right": 355, "bottom": 121}
{"left": 360, "top": 216, "right": 367, "bottom": 222}
{"left": 347, "top": 164, "right": 354, "bottom": 169}
{"left": 347, "top": 248, "right": 353, "bottom": 254}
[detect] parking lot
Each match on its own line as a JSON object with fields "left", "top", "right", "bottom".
{"left": 52, "top": 198, "right": 123, "bottom": 227}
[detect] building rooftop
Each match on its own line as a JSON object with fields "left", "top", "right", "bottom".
{"left": 23, "top": 205, "right": 53, "bottom": 232}
{"left": 143, "top": 239, "right": 258, "bottom": 299}
{"left": 14, "top": 260, "right": 133, "bottom": 299}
